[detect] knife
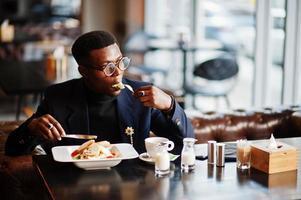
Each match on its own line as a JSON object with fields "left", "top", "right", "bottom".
{"left": 62, "top": 134, "right": 97, "bottom": 140}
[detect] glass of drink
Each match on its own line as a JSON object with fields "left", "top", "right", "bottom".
{"left": 155, "top": 142, "right": 173, "bottom": 176}
{"left": 181, "top": 138, "right": 197, "bottom": 173}
{"left": 236, "top": 139, "right": 251, "bottom": 170}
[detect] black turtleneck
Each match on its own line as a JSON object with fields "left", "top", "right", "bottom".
{"left": 85, "top": 86, "right": 122, "bottom": 143}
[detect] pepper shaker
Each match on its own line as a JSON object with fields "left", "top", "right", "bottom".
{"left": 216, "top": 143, "right": 225, "bottom": 167}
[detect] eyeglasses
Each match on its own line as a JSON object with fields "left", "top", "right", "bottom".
{"left": 88, "top": 56, "right": 131, "bottom": 76}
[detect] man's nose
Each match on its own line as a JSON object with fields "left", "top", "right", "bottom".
{"left": 112, "top": 66, "right": 122, "bottom": 76}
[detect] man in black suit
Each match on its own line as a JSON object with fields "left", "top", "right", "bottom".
{"left": 5, "top": 30, "right": 194, "bottom": 155}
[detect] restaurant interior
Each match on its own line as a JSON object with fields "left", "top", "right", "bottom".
{"left": 0, "top": 0, "right": 301, "bottom": 199}
{"left": 0, "top": 0, "right": 301, "bottom": 120}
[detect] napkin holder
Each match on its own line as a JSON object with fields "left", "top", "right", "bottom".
{"left": 251, "top": 168, "right": 297, "bottom": 188}
{"left": 250, "top": 141, "right": 298, "bottom": 174}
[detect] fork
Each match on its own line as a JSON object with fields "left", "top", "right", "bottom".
{"left": 124, "top": 84, "right": 134, "bottom": 93}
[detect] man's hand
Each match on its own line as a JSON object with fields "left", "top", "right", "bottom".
{"left": 134, "top": 85, "right": 172, "bottom": 111}
{"left": 28, "top": 114, "right": 66, "bottom": 141}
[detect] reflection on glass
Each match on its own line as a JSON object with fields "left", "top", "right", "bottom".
{"left": 75, "top": 169, "right": 122, "bottom": 199}
{"left": 236, "top": 167, "right": 250, "bottom": 185}
{"left": 207, "top": 163, "right": 214, "bottom": 178}
{"left": 216, "top": 167, "right": 224, "bottom": 182}
{"left": 181, "top": 172, "right": 194, "bottom": 196}
{"left": 156, "top": 176, "right": 170, "bottom": 199}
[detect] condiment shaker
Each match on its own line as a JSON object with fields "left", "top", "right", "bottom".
{"left": 216, "top": 143, "right": 225, "bottom": 167}
{"left": 208, "top": 140, "right": 216, "bottom": 165}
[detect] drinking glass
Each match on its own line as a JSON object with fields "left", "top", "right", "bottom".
{"left": 236, "top": 139, "right": 251, "bottom": 170}
{"left": 155, "top": 142, "right": 173, "bottom": 176}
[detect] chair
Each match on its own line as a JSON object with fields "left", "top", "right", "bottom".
{"left": 185, "top": 52, "right": 239, "bottom": 109}
{"left": 0, "top": 60, "right": 49, "bottom": 120}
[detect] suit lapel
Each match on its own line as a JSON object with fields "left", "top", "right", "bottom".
{"left": 117, "top": 89, "right": 137, "bottom": 145}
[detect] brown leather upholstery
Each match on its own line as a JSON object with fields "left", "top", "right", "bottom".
{"left": 0, "top": 121, "right": 48, "bottom": 199}
{"left": 0, "top": 121, "right": 23, "bottom": 155}
{"left": 191, "top": 106, "right": 301, "bottom": 144}
{"left": 1, "top": 106, "right": 301, "bottom": 147}
{"left": 0, "top": 121, "right": 23, "bottom": 135}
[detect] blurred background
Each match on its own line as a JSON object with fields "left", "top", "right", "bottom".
{"left": 0, "top": 0, "right": 300, "bottom": 120}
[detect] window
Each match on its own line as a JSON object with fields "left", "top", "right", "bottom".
{"left": 145, "top": 0, "right": 300, "bottom": 110}
{"left": 265, "top": 0, "right": 286, "bottom": 106}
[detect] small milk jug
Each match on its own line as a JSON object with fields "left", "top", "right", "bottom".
{"left": 181, "top": 138, "right": 197, "bottom": 172}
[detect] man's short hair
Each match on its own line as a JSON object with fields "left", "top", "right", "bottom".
{"left": 71, "top": 30, "right": 118, "bottom": 65}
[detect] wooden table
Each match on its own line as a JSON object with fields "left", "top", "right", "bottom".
{"left": 1, "top": 137, "right": 300, "bottom": 200}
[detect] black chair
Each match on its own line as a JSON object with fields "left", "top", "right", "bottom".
{"left": 185, "top": 53, "right": 239, "bottom": 109}
{"left": 0, "top": 60, "right": 50, "bottom": 120}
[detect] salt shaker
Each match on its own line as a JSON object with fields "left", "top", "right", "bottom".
{"left": 181, "top": 138, "right": 197, "bottom": 172}
{"left": 155, "top": 142, "right": 171, "bottom": 176}
{"left": 208, "top": 140, "right": 216, "bottom": 165}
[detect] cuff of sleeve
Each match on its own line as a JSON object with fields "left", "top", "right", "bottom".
{"left": 162, "top": 95, "right": 175, "bottom": 116}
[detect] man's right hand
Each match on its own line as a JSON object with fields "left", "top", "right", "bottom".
{"left": 28, "top": 114, "right": 66, "bottom": 141}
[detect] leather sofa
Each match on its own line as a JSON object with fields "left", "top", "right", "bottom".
{"left": 0, "top": 121, "right": 23, "bottom": 155}
{"left": 191, "top": 106, "right": 301, "bottom": 143}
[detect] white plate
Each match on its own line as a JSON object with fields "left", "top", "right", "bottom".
{"left": 52, "top": 143, "right": 139, "bottom": 170}
{"left": 138, "top": 152, "right": 180, "bottom": 164}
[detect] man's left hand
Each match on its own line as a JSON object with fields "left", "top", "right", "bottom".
{"left": 133, "top": 85, "right": 172, "bottom": 111}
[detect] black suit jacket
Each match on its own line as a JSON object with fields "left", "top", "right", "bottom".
{"left": 5, "top": 78, "right": 194, "bottom": 155}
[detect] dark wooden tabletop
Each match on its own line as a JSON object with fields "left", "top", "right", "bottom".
{"left": 32, "top": 137, "right": 301, "bottom": 200}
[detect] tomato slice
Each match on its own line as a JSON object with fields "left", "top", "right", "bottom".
{"left": 71, "top": 150, "right": 79, "bottom": 157}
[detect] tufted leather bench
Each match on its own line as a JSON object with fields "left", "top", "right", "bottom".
{"left": 191, "top": 107, "right": 301, "bottom": 144}
{"left": 1, "top": 106, "right": 301, "bottom": 148}
{"left": 3, "top": 108, "right": 300, "bottom": 155}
